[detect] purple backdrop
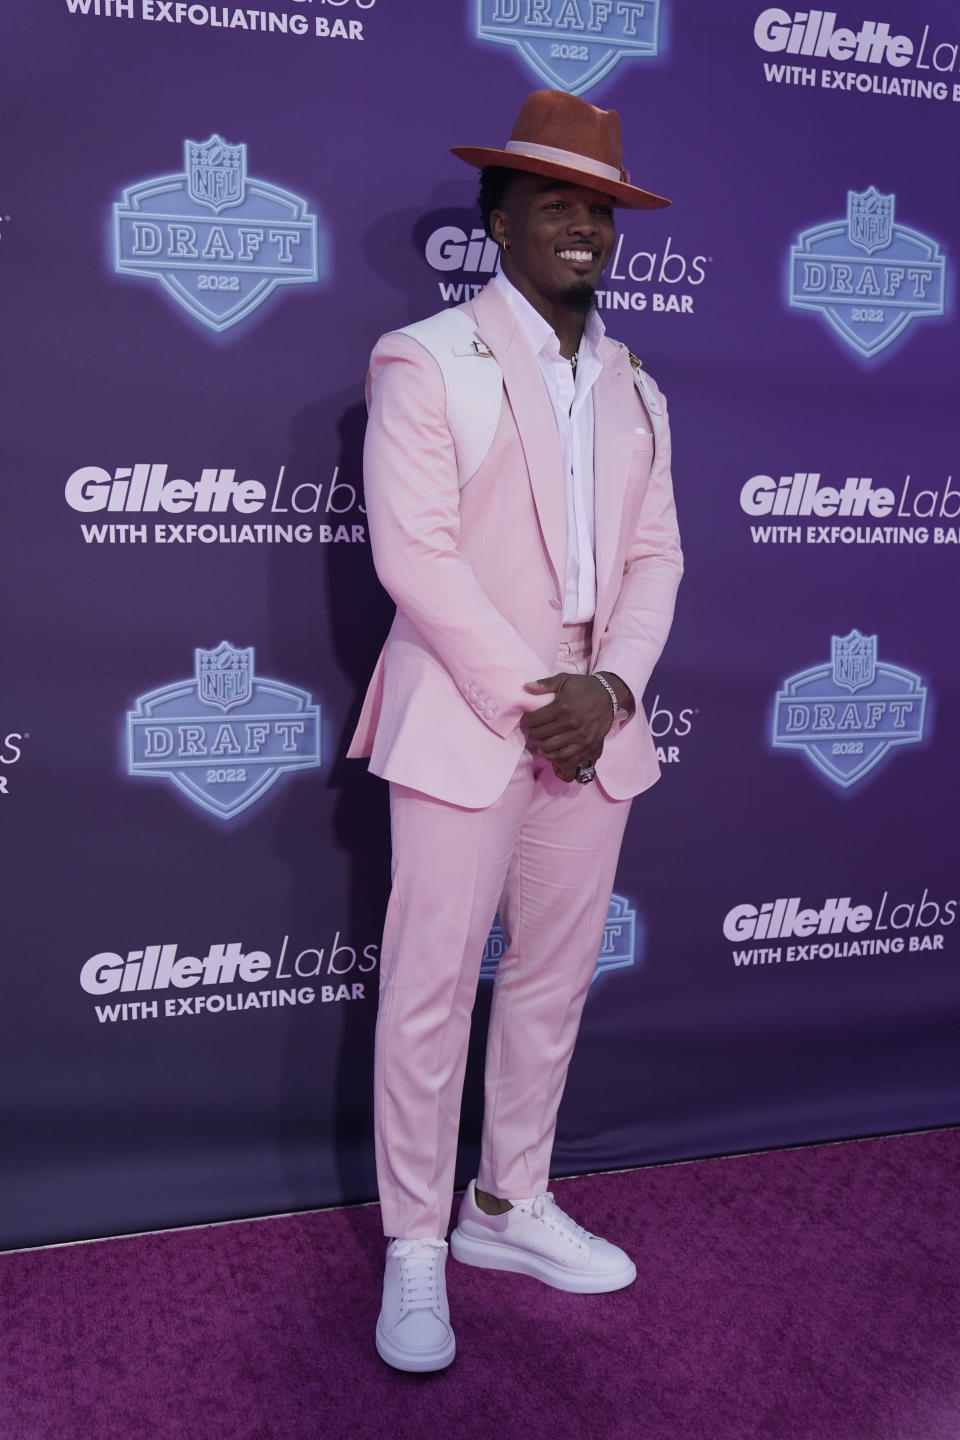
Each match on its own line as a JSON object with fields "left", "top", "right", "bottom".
{"left": 2, "top": 0, "right": 958, "bottom": 1249}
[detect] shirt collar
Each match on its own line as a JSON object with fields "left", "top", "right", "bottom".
{"left": 492, "top": 270, "right": 605, "bottom": 363}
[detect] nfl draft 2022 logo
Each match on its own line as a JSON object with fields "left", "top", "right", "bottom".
{"left": 771, "top": 631, "right": 927, "bottom": 789}
{"left": 113, "top": 136, "right": 322, "bottom": 333}
{"left": 787, "top": 188, "right": 946, "bottom": 359}
{"left": 126, "top": 643, "right": 321, "bottom": 818}
{"left": 475, "top": 0, "right": 663, "bottom": 95}
{"left": 481, "top": 893, "right": 642, "bottom": 983}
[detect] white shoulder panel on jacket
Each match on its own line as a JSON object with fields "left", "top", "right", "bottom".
{"left": 396, "top": 308, "right": 504, "bottom": 489}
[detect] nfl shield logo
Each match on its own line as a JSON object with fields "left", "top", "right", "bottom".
{"left": 113, "top": 137, "right": 322, "bottom": 333}
{"left": 787, "top": 187, "right": 946, "bottom": 359}
{"left": 198, "top": 642, "right": 253, "bottom": 710}
{"left": 475, "top": 0, "right": 662, "bottom": 96}
{"left": 126, "top": 642, "right": 322, "bottom": 818}
{"left": 831, "top": 631, "right": 877, "bottom": 692}
{"left": 847, "top": 188, "right": 894, "bottom": 255}
{"left": 186, "top": 135, "right": 245, "bottom": 213}
{"left": 772, "top": 632, "right": 926, "bottom": 788}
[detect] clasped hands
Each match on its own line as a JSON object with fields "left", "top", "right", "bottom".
{"left": 522, "top": 672, "right": 627, "bottom": 784}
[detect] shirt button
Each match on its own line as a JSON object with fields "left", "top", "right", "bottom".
{"left": 484, "top": 707, "right": 494, "bottom": 718}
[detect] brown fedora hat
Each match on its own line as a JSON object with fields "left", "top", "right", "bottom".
{"left": 451, "top": 89, "right": 670, "bottom": 211}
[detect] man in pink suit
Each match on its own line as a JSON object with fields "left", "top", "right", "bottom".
{"left": 348, "top": 89, "right": 682, "bottom": 1371}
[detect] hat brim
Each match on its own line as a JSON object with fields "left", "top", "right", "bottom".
{"left": 450, "top": 145, "right": 670, "bottom": 210}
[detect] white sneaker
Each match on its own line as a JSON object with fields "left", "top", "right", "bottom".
{"left": 450, "top": 1180, "right": 636, "bottom": 1294}
{"left": 376, "top": 1237, "right": 456, "bottom": 1372}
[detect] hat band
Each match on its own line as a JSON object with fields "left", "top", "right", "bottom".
{"left": 504, "top": 140, "right": 622, "bottom": 185}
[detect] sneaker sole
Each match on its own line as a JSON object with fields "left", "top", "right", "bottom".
{"left": 375, "top": 1317, "right": 456, "bottom": 1373}
{"left": 449, "top": 1226, "right": 637, "bottom": 1293}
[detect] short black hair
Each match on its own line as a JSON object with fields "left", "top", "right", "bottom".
{"left": 477, "top": 166, "right": 521, "bottom": 240}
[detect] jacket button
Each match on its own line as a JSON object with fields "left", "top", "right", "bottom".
{"left": 549, "top": 597, "right": 562, "bottom": 611}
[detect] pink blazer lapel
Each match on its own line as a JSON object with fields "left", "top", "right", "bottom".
{"left": 592, "top": 340, "right": 636, "bottom": 618}
{"left": 466, "top": 285, "right": 567, "bottom": 599}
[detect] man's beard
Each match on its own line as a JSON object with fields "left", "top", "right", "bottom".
{"left": 559, "top": 281, "right": 596, "bottom": 315}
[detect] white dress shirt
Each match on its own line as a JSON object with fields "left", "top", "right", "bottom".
{"left": 493, "top": 270, "right": 604, "bottom": 623}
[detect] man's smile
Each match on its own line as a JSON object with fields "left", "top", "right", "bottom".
{"left": 556, "top": 247, "right": 598, "bottom": 264}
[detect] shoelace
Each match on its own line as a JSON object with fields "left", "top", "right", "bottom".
{"left": 393, "top": 1238, "right": 445, "bottom": 1309}
{"left": 516, "top": 1191, "right": 593, "bottom": 1245}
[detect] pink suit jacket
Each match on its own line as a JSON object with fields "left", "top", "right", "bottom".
{"left": 347, "top": 280, "right": 683, "bottom": 809}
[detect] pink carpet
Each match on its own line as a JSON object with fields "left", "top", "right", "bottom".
{"left": 2, "top": 1129, "right": 958, "bottom": 1440}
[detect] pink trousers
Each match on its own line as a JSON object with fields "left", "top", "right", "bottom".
{"left": 374, "top": 627, "right": 632, "bottom": 1238}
